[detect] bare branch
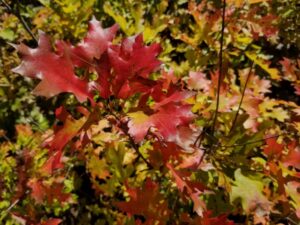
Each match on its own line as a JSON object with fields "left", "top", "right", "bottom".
{"left": 212, "top": 0, "right": 226, "bottom": 136}
{"left": 229, "top": 61, "right": 254, "bottom": 134}
{"left": 1, "top": 0, "right": 38, "bottom": 43}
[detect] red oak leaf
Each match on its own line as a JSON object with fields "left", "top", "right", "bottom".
{"left": 46, "top": 182, "right": 72, "bottom": 204}
{"left": 94, "top": 53, "right": 112, "bottom": 98}
{"left": 70, "top": 17, "right": 118, "bottom": 65}
{"left": 294, "top": 84, "right": 300, "bottom": 96}
{"left": 153, "top": 90, "right": 194, "bottom": 110}
{"left": 263, "top": 137, "right": 284, "bottom": 157}
{"left": 178, "top": 148, "right": 205, "bottom": 169}
{"left": 166, "top": 163, "right": 206, "bottom": 216}
{"left": 12, "top": 148, "right": 33, "bottom": 203}
{"left": 174, "top": 125, "right": 200, "bottom": 152}
{"left": 285, "top": 181, "right": 300, "bottom": 218}
{"left": 283, "top": 142, "right": 300, "bottom": 169}
{"left": 12, "top": 33, "right": 94, "bottom": 103}
{"left": 187, "top": 71, "right": 211, "bottom": 92}
{"left": 27, "top": 177, "right": 72, "bottom": 204}
{"left": 39, "top": 218, "right": 62, "bottom": 225}
{"left": 210, "top": 70, "right": 228, "bottom": 96}
{"left": 151, "top": 141, "right": 181, "bottom": 164}
{"left": 40, "top": 150, "right": 64, "bottom": 175}
{"left": 10, "top": 213, "right": 33, "bottom": 225}
{"left": 280, "top": 57, "right": 299, "bottom": 81}
{"left": 128, "top": 104, "right": 194, "bottom": 142}
{"left": 239, "top": 69, "right": 271, "bottom": 95}
{"left": 27, "top": 178, "right": 45, "bottom": 204}
{"left": 160, "top": 68, "right": 178, "bottom": 90}
{"left": 11, "top": 215, "right": 61, "bottom": 225}
{"left": 108, "top": 34, "right": 162, "bottom": 98}
{"left": 242, "top": 94, "right": 262, "bottom": 118}
{"left": 115, "top": 179, "right": 170, "bottom": 222}
{"left": 109, "top": 34, "right": 162, "bottom": 78}
{"left": 48, "top": 107, "right": 87, "bottom": 151}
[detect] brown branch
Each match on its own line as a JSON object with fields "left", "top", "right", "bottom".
{"left": 215, "top": 134, "right": 287, "bottom": 148}
{"left": 125, "top": 130, "right": 153, "bottom": 169}
{"left": 229, "top": 61, "right": 254, "bottom": 134}
{"left": 211, "top": 0, "right": 226, "bottom": 136}
{"left": 106, "top": 101, "right": 153, "bottom": 169}
{"left": 1, "top": 0, "right": 38, "bottom": 43}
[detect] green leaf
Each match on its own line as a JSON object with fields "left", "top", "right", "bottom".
{"left": 245, "top": 51, "right": 281, "bottom": 80}
{"left": 230, "top": 169, "right": 271, "bottom": 214}
{"left": 103, "top": 2, "right": 134, "bottom": 36}
{"left": 0, "top": 29, "right": 15, "bottom": 41}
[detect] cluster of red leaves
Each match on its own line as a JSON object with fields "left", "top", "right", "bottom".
{"left": 12, "top": 17, "right": 231, "bottom": 224}
{"left": 11, "top": 4, "right": 300, "bottom": 223}
{"left": 2, "top": 125, "right": 68, "bottom": 225}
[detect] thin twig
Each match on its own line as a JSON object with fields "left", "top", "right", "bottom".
{"left": 216, "top": 134, "right": 282, "bottom": 148}
{"left": 1, "top": 0, "right": 38, "bottom": 43}
{"left": 193, "top": 127, "right": 205, "bottom": 147}
{"left": 127, "top": 133, "right": 153, "bottom": 169}
{"left": 0, "top": 132, "right": 11, "bottom": 142}
{"left": 0, "top": 0, "right": 10, "bottom": 10}
{"left": 229, "top": 61, "right": 254, "bottom": 134}
{"left": 15, "top": 1, "right": 38, "bottom": 42}
{"left": 106, "top": 101, "right": 153, "bottom": 169}
{"left": 6, "top": 199, "right": 19, "bottom": 213}
{"left": 211, "top": 0, "right": 226, "bottom": 136}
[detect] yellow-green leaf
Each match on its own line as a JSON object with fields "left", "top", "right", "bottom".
{"left": 246, "top": 51, "right": 281, "bottom": 80}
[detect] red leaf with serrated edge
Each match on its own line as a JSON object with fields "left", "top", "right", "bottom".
{"left": 160, "top": 68, "right": 178, "bottom": 90}
{"left": 174, "top": 125, "right": 199, "bottom": 152}
{"left": 12, "top": 148, "right": 32, "bottom": 203}
{"left": 110, "top": 34, "right": 161, "bottom": 78}
{"left": 40, "top": 150, "right": 64, "bottom": 175}
{"left": 280, "top": 57, "right": 299, "bottom": 81}
{"left": 95, "top": 53, "right": 112, "bottom": 98}
{"left": 10, "top": 214, "right": 62, "bottom": 225}
{"left": 187, "top": 71, "right": 211, "bottom": 92}
{"left": 153, "top": 91, "right": 194, "bottom": 110}
{"left": 166, "top": 163, "right": 206, "bottom": 216}
{"left": 70, "top": 17, "right": 118, "bottom": 65}
{"left": 43, "top": 107, "right": 86, "bottom": 152}
{"left": 10, "top": 213, "right": 32, "bottom": 225}
{"left": 210, "top": 70, "right": 228, "bottom": 96}
{"left": 263, "top": 137, "right": 284, "bottom": 157}
{"left": 284, "top": 142, "right": 300, "bottom": 169}
{"left": 294, "top": 84, "right": 300, "bottom": 96}
{"left": 128, "top": 104, "right": 194, "bottom": 142}
{"left": 14, "top": 18, "right": 161, "bottom": 101}
{"left": 39, "top": 218, "right": 62, "bottom": 225}
{"left": 27, "top": 177, "right": 72, "bottom": 204}
{"left": 152, "top": 141, "right": 181, "bottom": 164}
{"left": 285, "top": 181, "right": 300, "bottom": 218}
{"left": 178, "top": 148, "right": 205, "bottom": 169}
{"left": 108, "top": 34, "right": 162, "bottom": 98}
{"left": 12, "top": 33, "right": 94, "bottom": 103}
{"left": 115, "top": 179, "right": 170, "bottom": 222}
{"left": 27, "top": 178, "right": 45, "bottom": 204}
